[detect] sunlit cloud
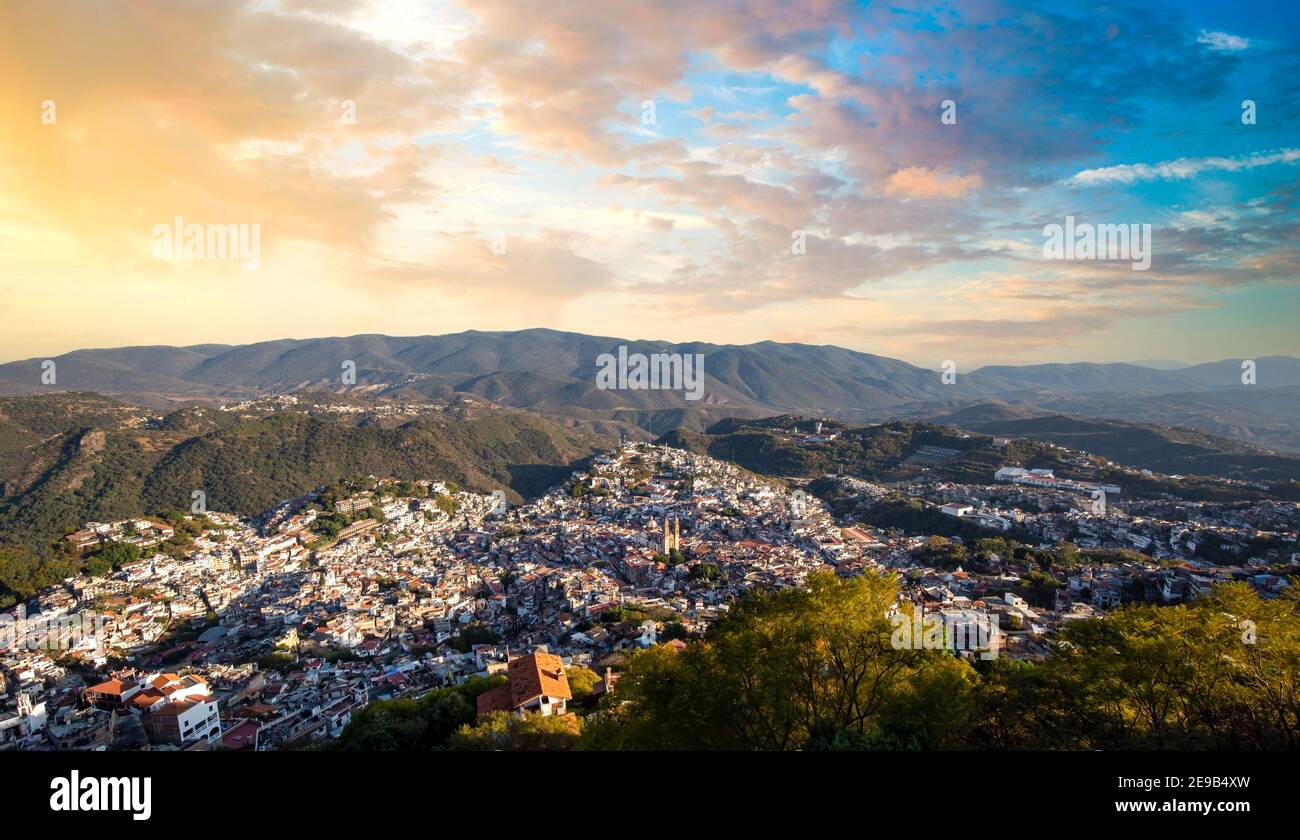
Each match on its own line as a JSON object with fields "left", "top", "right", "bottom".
{"left": 0, "top": 0, "right": 1296, "bottom": 366}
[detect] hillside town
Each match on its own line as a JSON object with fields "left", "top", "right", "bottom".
{"left": 1, "top": 442, "right": 1295, "bottom": 751}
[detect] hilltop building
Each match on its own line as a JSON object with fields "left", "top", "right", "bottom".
{"left": 475, "top": 650, "right": 573, "bottom": 719}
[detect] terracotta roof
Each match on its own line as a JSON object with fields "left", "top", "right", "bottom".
{"left": 231, "top": 702, "right": 277, "bottom": 718}
{"left": 475, "top": 651, "right": 573, "bottom": 715}
{"left": 129, "top": 688, "right": 166, "bottom": 711}
{"left": 88, "top": 677, "right": 129, "bottom": 696}
{"left": 507, "top": 651, "right": 572, "bottom": 707}
{"left": 148, "top": 698, "right": 202, "bottom": 717}
{"left": 475, "top": 683, "right": 514, "bottom": 716}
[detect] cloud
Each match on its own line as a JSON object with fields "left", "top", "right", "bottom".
{"left": 1198, "top": 30, "right": 1249, "bottom": 52}
{"left": 883, "top": 167, "right": 983, "bottom": 199}
{"left": 0, "top": 0, "right": 1296, "bottom": 366}
{"left": 0, "top": 0, "right": 472, "bottom": 263}
{"left": 367, "top": 230, "right": 613, "bottom": 303}
{"left": 1067, "top": 149, "right": 1300, "bottom": 185}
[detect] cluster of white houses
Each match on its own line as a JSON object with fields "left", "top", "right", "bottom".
{"left": 994, "top": 466, "right": 1121, "bottom": 497}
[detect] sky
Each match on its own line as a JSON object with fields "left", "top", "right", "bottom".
{"left": 0, "top": 0, "right": 1297, "bottom": 368}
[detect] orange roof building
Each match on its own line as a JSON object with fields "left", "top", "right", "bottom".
{"left": 85, "top": 676, "right": 143, "bottom": 710}
{"left": 476, "top": 650, "right": 572, "bottom": 719}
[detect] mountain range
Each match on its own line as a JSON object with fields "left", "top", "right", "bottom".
{"left": 1, "top": 329, "right": 1297, "bottom": 451}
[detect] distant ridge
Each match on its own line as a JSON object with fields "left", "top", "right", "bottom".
{"left": 1, "top": 330, "right": 1297, "bottom": 450}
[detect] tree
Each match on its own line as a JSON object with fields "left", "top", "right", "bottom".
{"left": 566, "top": 665, "right": 601, "bottom": 702}
{"left": 911, "top": 535, "right": 965, "bottom": 569}
{"left": 964, "top": 580, "right": 1300, "bottom": 750}
{"left": 660, "top": 621, "right": 690, "bottom": 642}
{"left": 689, "top": 562, "right": 723, "bottom": 582}
{"left": 446, "top": 623, "right": 501, "bottom": 653}
{"left": 335, "top": 675, "right": 505, "bottom": 751}
{"left": 581, "top": 571, "right": 976, "bottom": 750}
{"left": 85, "top": 542, "right": 141, "bottom": 577}
{"left": 448, "top": 712, "right": 581, "bottom": 751}
{"left": 0, "top": 544, "right": 72, "bottom": 608}
{"left": 579, "top": 572, "right": 1300, "bottom": 752}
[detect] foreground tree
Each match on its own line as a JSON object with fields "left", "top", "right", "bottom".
{"left": 582, "top": 572, "right": 1299, "bottom": 751}
{"left": 582, "top": 571, "right": 978, "bottom": 750}
{"left": 449, "top": 712, "right": 581, "bottom": 751}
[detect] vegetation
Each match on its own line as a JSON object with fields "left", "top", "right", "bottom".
{"left": 598, "top": 603, "right": 677, "bottom": 625}
{"left": 580, "top": 571, "right": 1300, "bottom": 750}
{"left": 327, "top": 571, "right": 1298, "bottom": 752}
{"left": 652, "top": 548, "right": 688, "bottom": 566}
{"left": 446, "top": 623, "right": 501, "bottom": 652}
{"left": 448, "top": 711, "right": 581, "bottom": 751}
{"left": 335, "top": 675, "right": 506, "bottom": 750}
{"left": 256, "top": 652, "right": 298, "bottom": 673}
{"left": 659, "top": 416, "right": 1298, "bottom": 497}
{"left": 0, "top": 394, "right": 605, "bottom": 598}
{"left": 85, "top": 542, "right": 141, "bottom": 578}
{"left": 566, "top": 665, "right": 602, "bottom": 702}
{"left": 949, "top": 413, "right": 1300, "bottom": 485}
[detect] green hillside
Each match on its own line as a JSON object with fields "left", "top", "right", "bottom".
{"left": 0, "top": 394, "right": 607, "bottom": 606}
{"left": 940, "top": 410, "right": 1300, "bottom": 480}
{"left": 656, "top": 415, "right": 1300, "bottom": 495}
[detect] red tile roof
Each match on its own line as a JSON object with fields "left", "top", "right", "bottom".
{"left": 475, "top": 683, "right": 513, "bottom": 716}
{"left": 508, "top": 651, "right": 572, "bottom": 707}
{"left": 475, "top": 651, "right": 572, "bottom": 716}
{"left": 129, "top": 688, "right": 165, "bottom": 711}
{"left": 88, "top": 677, "right": 130, "bottom": 696}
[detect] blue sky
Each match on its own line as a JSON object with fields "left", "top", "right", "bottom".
{"left": 0, "top": 0, "right": 1296, "bottom": 366}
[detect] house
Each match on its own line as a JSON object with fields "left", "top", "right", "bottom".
{"left": 0, "top": 692, "right": 47, "bottom": 744}
{"left": 590, "top": 667, "right": 620, "bottom": 700}
{"left": 85, "top": 676, "right": 144, "bottom": 710}
{"left": 475, "top": 650, "right": 572, "bottom": 719}
{"left": 87, "top": 671, "right": 221, "bottom": 746}
{"left": 143, "top": 696, "right": 221, "bottom": 746}
{"left": 637, "top": 620, "right": 658, "bottom": 647}
{"left": 220, "top": 719, "right": 261, "bottom": 751}
{"left": 1160, "top": 577, "right": 1188, "bottom": 603}
{"left": 1092, "top": 579, "right": 1124, "bottom": 609}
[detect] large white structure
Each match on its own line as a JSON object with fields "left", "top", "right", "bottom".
{"left": 995, "top": 467, "right": 1119, "bottom": 496}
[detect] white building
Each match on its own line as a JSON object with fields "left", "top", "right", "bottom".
{"left": 143, "top": 695, "right": 221, "bottom": 746}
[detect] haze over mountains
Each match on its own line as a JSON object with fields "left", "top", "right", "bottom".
{"left": 2, "top": 329, "right": 1297, "bottom": 451}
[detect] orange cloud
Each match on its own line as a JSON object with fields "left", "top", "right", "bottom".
{"left": 883, "top": 167, "right": 983, "bottom": 199}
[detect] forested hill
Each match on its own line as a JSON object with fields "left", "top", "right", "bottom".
{"left": 0, "top": 393, "right": 606, "bottom": 604}
{"left": 656, "top": 415, "right": 1300, "bottom": 492}
{"left": 4, "top": 330, "right": 1299, "bottom": 452}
